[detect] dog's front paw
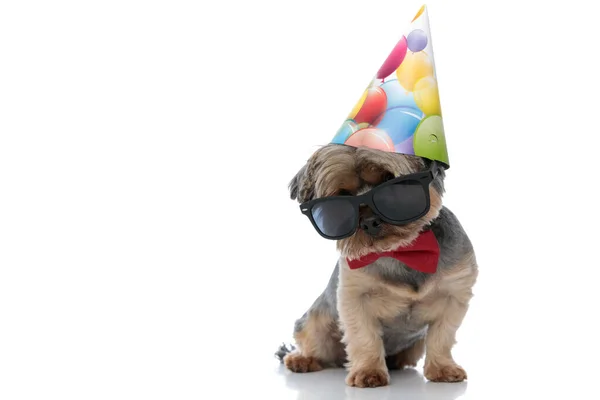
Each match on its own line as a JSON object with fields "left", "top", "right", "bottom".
{"left": 424, "top": 362, "right": 467, "bottom": 382}
{"left": 345, "top": 367, "right": 390, "bottom": 388}
{"left": 283, "top": 352, "right": 323, "bottom": 373}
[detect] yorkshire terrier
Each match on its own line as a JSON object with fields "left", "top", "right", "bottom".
{"left": 276, "top": 144, "right": 478, "bottom": 388}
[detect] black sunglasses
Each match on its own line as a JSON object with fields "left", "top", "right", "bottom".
{"left": 299, "top": 161, "right": 441, "bottom": 240}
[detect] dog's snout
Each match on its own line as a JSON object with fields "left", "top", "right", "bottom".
{"left": 359, "top": 215, "right": 382, "bottom": 236}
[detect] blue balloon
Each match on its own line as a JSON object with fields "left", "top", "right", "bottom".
{"left": 331, "top": 120, "right": 358, "bottom": 144}
{"left": 372, "top": 107, "right": 422, "bottom": 144}
{"left": 407, "top": 29, "right": 428, "bottom": 52}
{"left": 380, "top": 79, "right": 421, "bottom": 114}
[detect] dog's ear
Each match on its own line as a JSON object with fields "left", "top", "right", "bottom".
{"left": 289, "top": 164, "right": 314, "bottom": 203}
{"left": 424, "top": 159, "right": 446, "bottom": 195}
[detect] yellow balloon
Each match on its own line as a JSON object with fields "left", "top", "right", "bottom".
{"left": 348, "top": 88, "right": 368, "bottom": 120}
{"left": 413, "top": 76, "right": 441, "bottom": 116}
{"left": 395, "top": 51, "right": 433, "bottom": 92}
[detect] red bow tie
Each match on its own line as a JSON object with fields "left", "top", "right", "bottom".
{"left": 346, "top": 230, "right": 440, "bottom": 273}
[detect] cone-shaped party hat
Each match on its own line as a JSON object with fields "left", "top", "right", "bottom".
{"left": 331, "top": 5, "right": 449, "bottom": 169}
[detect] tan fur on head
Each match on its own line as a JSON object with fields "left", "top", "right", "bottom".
{"left": 289, "top": 144, "right": 444, "bottom": 260}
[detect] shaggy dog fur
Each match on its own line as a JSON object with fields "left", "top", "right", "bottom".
{"left": 276, "top": 145, "right": 478, "bottom": 388}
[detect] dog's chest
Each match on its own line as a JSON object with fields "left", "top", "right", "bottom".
{"left": 378, "top": 291, "right": 435, "bottom": 356}
{"left": 384, "top": 288, "right": 432, "bottom": 348}
{"left": 363, "top": 257, "right": 430, "bottom": 290}
{"left": 363, "top": 258, "right": 438, "bottom": 354}
{"left": 381, "top": 311, "right": 428, "bottom": 355}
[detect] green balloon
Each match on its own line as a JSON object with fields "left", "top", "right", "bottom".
{"left": 413, "top": 115, "right": 449, "bottom": 166}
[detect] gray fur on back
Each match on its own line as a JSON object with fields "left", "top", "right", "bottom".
{"left": 293, "top": 206, "right": 473, "bottom": 356}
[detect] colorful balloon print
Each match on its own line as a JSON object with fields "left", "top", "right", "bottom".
{"left": 413, "top": 76, "right": 441, "bottom": 116}
{"left": 380, "top": 79, "right": 421, "bottom": 115}
{"left": 348, "top": 89, "right": 368, "bottom": 120}
{"left": 331, "top": 120, "right": 359, "bottom": 144}
{"left": 372, "top": 106, "right": 421, "bottom": 144}
{"left": 352, "top": 86, "right": 387, "bottom": 125}
{"left": 345, "top": 128, "right": 394, "bottom": 152}
{"left": 407, "top": 29, "right": 428, "bottom": 52}
{"left": 376, "top": 36, "right": 408, "bottom": 79}
{"left": 395, "top": 51, "right": 433, "bottom": 92}
{"left": 395, "top": 135, "right": 415, "bottom": 155}
{"left": 412, "top": 5, "right": 425, "bottom": 22}
{"left": 413, "top": 115, "right": 448, "bottom": 165}
{"left": 328, "top": 5, "right": 449, "bottom": 167}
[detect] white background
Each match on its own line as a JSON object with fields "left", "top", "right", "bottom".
{"left": 1, "top": 1, "right": 600, "bottom": 399}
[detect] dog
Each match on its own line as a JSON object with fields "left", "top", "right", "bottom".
{"left": 276, "top": 144, "right": 478, "bottom": 388}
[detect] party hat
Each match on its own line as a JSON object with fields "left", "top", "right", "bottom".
{"left": 331, "top": 5, "right": 449, "bottom": 169}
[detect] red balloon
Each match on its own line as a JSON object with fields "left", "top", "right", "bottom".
{"left": 344, "top": 128, "right": 394, "bottom": 152}
{"left": 353, "top": 87, "right": 387, "bottom": 125}
{"left": 376, "top": 36, "right": 408, "bottom": 79}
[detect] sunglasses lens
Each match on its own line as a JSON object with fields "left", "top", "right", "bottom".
{"left": 311, "top": 200, "right": 356, "bottom": 238}
{"left": 373, "top": 180, "right": 428, "bottom": 222}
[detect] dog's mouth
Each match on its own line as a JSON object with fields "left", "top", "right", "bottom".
{"left": 337, "top": 223, "right": 420, "bottom": 260}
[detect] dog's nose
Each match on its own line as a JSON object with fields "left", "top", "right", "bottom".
{"left": 359, "top": 215, "right": 382, "bottom": 236}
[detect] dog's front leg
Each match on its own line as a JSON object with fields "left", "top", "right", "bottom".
{"left": 337, "top": 265, "right": 391, "bottom": 388}
{"left": 422, "top": 296, "right": 469, "bottom": 382}
{"left": 421, "top": 256, "right": 478, "bottom": 382}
